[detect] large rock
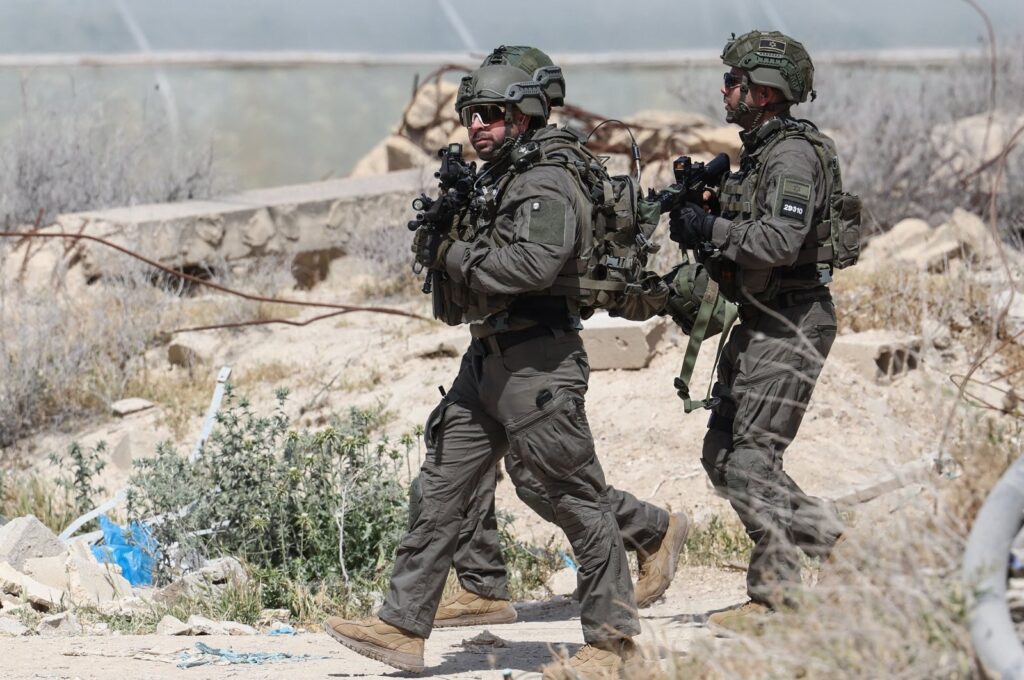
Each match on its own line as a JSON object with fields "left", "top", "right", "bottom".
{"left": 403, "top": 81, "right": 458, "bottom": 130}
{"left": 37, "top": 611, "right": 82, "bottom": 637}
{"left": 385, "top": 135, "right": 434, "bottom": 172}
{"left": 830, "top": 331, "right": 922, "bottom": 382}
{"left": 544, "top": 567, "right": 578, "bottom": 597}
{"left": 167, "top": 331, "right": 221, "bottom": 369}
{"left": 156, "top": 614, "right": 191, "bottom": 635}
{"left": 186, "top": 614, "right": 229, "bottom": 636}
{"left": 29, "top": 540, "right": 134, "bottom": 606}
{"left": 0, "top": 616, "right": 29, "bottom": 637}
{"left": 581, "top": 314, "right": 668, "bottom": 370}
{"left": 861, "top": 218, "right": 931, "bottom": 264}
{"left": 0, "top": 561, "right": 67, "bottom": 611}
{"left": 154, "top": 557, "right": 247, "bottom": 604}
{"left": 0, "top": 515, "right": 66, "bottom": 571}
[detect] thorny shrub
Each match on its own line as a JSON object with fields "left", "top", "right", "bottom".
{"left": 48, "top": 440, "right": 107, "bottom": 525}
{"left": 127, "top": 388, "right": 411, "bottom": 594}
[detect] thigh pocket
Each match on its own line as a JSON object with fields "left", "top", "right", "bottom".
{"left": 505, "top": 391, "right": 595, "bottom": 480}
{"left": 424, "top": 398, "right": 452, "bottom": 453}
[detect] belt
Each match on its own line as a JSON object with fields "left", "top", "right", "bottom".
{"left": 480, "top": 325, "right": 561, "bottom": 355}
{"left": 771, "top": 288, "right": 832, "bottom": 309}
{"left": 738, "top": 288, "right": 832, "bottom": 321}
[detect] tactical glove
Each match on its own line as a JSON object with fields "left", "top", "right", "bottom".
{"left": 669, "top": 202, "right": 716, "bottom": 248}
{"left": 412, "top": 228, "right": 451, "bottom": 270}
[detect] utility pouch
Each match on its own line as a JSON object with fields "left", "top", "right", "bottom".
{"left": 829, "top": 191, "right": 862, "bottom": 269}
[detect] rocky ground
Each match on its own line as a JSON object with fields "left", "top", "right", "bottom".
{"left": 3, "top": 209, "right": 1015, "bottom": 677}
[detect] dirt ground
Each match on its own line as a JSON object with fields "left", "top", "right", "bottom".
{"left": 6, "top": 260, "right": 972, "bottom": 678}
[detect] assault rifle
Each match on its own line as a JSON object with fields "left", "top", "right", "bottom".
{"left": 648, "top": 152, "right": 731, "bottom": 260}
{"left": 650, "top": 152, "right": 731, "bottom": 213}
{"left": 408, "top": 143, "right": 478, "bottom": 295}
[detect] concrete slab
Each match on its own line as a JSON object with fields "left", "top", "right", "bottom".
{"left": 581, "top": 314, "right": 668, "bottom": 370}
{"left": 831, "top": 331, "right": 922, "bottom": 383}
{"left": 0, "top": 515, "right": 66, "bottom": 571}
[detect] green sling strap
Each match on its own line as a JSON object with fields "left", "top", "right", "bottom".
{"left": 674, "top": 264, "right": 738, "bottom": 413}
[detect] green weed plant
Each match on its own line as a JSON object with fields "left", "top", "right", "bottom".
{"left": 128, "top": 386, "right": 409, "bottom": 596}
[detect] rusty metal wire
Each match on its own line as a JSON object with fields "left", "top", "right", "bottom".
{"left": 0, "top": 230, "right": 428, "bottom": 333}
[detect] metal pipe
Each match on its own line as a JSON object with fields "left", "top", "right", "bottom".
{"left": 963, "top": 454, "right": 1024, "bottom": 679}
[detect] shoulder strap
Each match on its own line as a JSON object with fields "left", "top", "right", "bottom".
{"left": 673, "top": 264, "right": 739, "bottom": 413}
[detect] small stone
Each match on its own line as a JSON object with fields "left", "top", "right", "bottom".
{"left": 111, "top": 398, "right": 155, "bottom": 417}
{"left": 922, "top": 318, "right": 952, "bottom": 351}
{"left": 258, "top": 608, "right": 290, "bottom": 626}
{"left": 156, "top": 614, "right": 191, "bottom": 636}
{"left": 544, "top": 567, "right": 578, "bottom": 597}
{"left": 186, "top": 614, "right": 228, "bottom": 635}
{"left": 461, "top": 629, "right": 508, "bottom": 650}
{"left": 221, "top": 620, "right": 258, "bottom": 636}
{"left": 0, "top": 616, "right": 29, "bottom": 637}
{"left": 37, "top": 611, "right": 82, "bottom": 637}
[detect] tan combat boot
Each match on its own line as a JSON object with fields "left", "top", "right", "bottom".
{"left": 541, "top": 638, "right": 639, "bottom": 680}
{"left": 433, "top": 586, "right": 518, "bottom": 627}
{"left": 707, "top": 601, "right": 772, "bottom": 634}
{"left": 635, "top": 511, "right": 691, "bottom": 608}
{"left": 323, "top": 616, "right": 424, "bottom": 672}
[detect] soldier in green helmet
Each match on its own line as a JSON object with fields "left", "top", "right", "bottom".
{"left": 403, "top": 46, "right": 689, "bottom": 636}
{"left": 667, "top": 31, "right": 858, "bottom": 626}
{"left": 324, "top": 45, "right": 676, "bottom": 679}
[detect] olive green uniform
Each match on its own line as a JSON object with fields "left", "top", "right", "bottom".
{"left": 380, "top": 126, "right": 642, "bottom": 643}
{"left": 701, "top": 117, "right": 844, "bottom": 606}
{"left": 408, "top": 458, "right": 668, "bottom": 600}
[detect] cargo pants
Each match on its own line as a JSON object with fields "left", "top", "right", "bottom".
{"left": 701, "top": 294, "right": 845, "bottom": 607}
{"left": 408, "top": 454, "right": 669, "bottom": 601}
{"left": 379, "top": 330, "right": 639, "bottom": 643}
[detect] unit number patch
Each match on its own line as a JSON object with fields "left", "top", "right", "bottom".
{"left": 781, "top": 199, "right": 806, "bottom": 217}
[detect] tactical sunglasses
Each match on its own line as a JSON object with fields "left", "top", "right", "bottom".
{"left": 460, "top": 103, "right": 505, "bottom": 128}
{"left": 723, "top": 72, "right": 743, "bottom": 89}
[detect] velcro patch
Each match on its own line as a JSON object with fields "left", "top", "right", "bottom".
{"left": 781, "top": 178, "right": 811, "bottom": 200}
{"left": 525, "top": 198, "right": 569, "bottom": 246}
{"left": 759, "top": 38, "right": 787, "bottom": 54}
{"left": 780, "top": 198, "right": 807, "bottom": 218}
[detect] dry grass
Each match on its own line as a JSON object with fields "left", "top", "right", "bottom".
{"left": 632, "top": 415, "right": 1017, "bottom": 679}
{"left": 831, "top": 264, "right": 996, "bottom": 336}
{"left": 125, "top": 367, "right": 213, "bottom": 441}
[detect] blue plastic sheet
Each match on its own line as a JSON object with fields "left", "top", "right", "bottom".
{"left": 268, "top": 624, "right": 297, "bottom": 636}
{"left": 90, "top": 515, "right": 157, "bottom": 586}
{"left": 178, "top": 642, "right": 323, "bottom": 668}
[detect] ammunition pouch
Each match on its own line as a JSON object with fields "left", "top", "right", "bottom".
{"left": 664, "top": 260, "right": 734, "bottom": 335}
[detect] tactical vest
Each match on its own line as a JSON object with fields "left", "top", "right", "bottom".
{"left": 710, "top": 118, "right": 861, "bottom": 303}
{"left": 433, "top": 127, "right": 668, "bottom": 327}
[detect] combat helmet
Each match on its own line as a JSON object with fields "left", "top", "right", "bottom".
{"left": 479, "top": 45, "right": 565, "bottom": 107}
{"left": 722, "top": 30, "right": 816, "bottom": 104}
{"left": 455, "top": 45, "right": 564, "bottom": 127}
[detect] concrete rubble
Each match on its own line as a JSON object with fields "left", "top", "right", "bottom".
{"left": 36, "top": 611, "right": 82, "bottom": 637}
{"left": 859, "top": 209, "right": 998, "bottom": 273}
{"left": 154, "top": 557, "right": 248, "bottom": 604}
{"left": 4, "top": 168, "right": 432, "bottom": 291}
{"left": 830, "top": 331, "right": 922, "bottom": 383}
{"left": 111, "top": 398, "right": 155, "bottom": 417}
{"left": 544, "top": 567, "right": 578, "bottom": 597}
{"left": 0, "top": 515, "right": 66, "bottom": 571}
{"left": 0, "top": 616, "right": 30, "bottom": 637}
{"left": 581, "top": 313, "right": 668, "bottom": 370}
